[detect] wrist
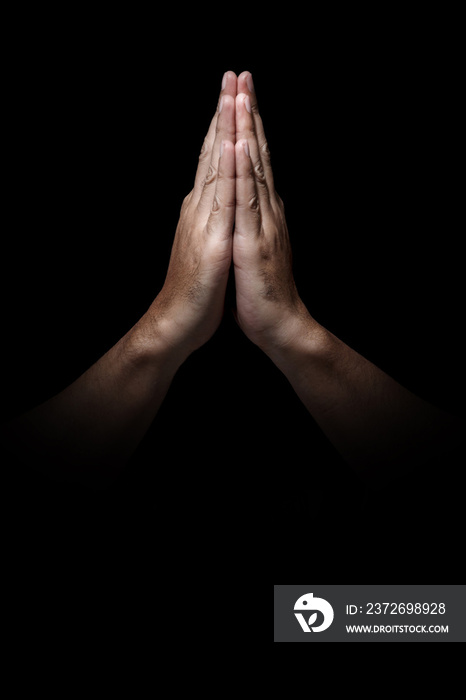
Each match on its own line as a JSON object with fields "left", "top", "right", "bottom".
{"left": 125, "top": 310, "right": 192, "bottom": 373}
{"left": 263, "top": 307, "right": 332, "bottom": 377}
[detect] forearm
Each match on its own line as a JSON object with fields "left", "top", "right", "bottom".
{"left": 267, "top": 312, "right": 463, "bottom": 474}
{"left": 1, "top": 307, "right": 186, "bottom": 484}
{"left": 1, "top": 71, "right": 236, "bottom": 486}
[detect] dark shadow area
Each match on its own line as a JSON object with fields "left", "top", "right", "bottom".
{"left": 2, "top": 13, "right": 464, "bottom": 629}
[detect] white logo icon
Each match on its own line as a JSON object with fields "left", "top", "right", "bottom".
{"left": 294, "top": 593, "right": 334, "bottom": 632}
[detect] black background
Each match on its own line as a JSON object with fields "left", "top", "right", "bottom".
{"left": 2, "top": 11, "right": 464, "bottom": 635}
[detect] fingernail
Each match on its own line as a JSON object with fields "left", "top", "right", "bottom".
{"left": 246, "top": 73, "right": 254, "bottom": 93}
{"left": 222, "top": 72, "right": 227, "bottom": 90}
{"left": 244, "top": 95, "right": 252, "bottom": 114}
{"left": 243, "top": 140, "right": 249, "bottom": 157}
{"left": 219, "top": 96, "right": 224, "bottom": 113}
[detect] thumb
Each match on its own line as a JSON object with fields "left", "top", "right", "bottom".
{"left": 235, "top": 139, "right": 261, "bottom": 239}
{"left": 205, "top": 139, "right": 236, "bottom": 240}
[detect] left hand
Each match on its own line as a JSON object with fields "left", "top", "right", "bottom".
{"left": 232, "top": 72, "right": 313, "bottom": 356}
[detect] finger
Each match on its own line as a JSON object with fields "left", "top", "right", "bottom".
{"left": 193, "top": 113, "right": 217, "bottom": 197}
{"left": 205, "top": 140, "right": 235, "bottom": 240}
{"left": 197, "top": 93, "right": 235, "bottom": 212}
{"left": 237, "top": 72, "right": 275, "bottom": 193}
{"left": 235, "top": 93, "right": 273, "bottom": 215}
{"left": 237, "top": 71, "right": 265, "bottom": 140}
{"left": 235, "top": 139, "right": 261, "bottom": 239}
{"left": 217, "top": 70, "right": 237, "bottom": 108}
{"left": 193, "top": 72, "right": 237, "bottom": 199}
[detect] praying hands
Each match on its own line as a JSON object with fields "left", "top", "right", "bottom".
{"left": 1, "top": 71, "right": 462, "bottom": 486}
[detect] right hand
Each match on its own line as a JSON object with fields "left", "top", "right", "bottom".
{"left": 138, "top": 71, "right": 237, "bottom": 361}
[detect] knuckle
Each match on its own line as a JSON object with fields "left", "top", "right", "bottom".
{"left": 275, "top": 191, "right": 285, "bottom": 211}
{"left": 259, "top": 244, "right": 271, "bottom": 262}
{"left": 261, "top": 140, "right": 271, "bottom": 159}
{"left": 210, "top": 193, "right": 235, "bottom": 216}
{"left": 199, "top": 138, "right": 210, "bottom": 161}
{"left": 248, "top": 194, "right": 260, "bottom": 212}
{"left": 217, "top": 168, "right": 235, "bottom": 185}
{"left": 181, "top": 192, "right": 193, "bottom": 212}
{"left": 204, "top": 164, "right": 217, "bottom": 186}
{"left": 204, "top": 217, "right": 215, "bottom": 236}
{"left": 254, "top": 160, "right": 267, "bottom": 185}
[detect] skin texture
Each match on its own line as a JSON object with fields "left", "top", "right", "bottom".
{"left": 1, "top": 70, "right": 463, "bottom": 486}
{"left": 0, "top": 72, "right": 238, "bottom": 484}
{"left": 233, "top": 73, "right": 314, "bottom": 354}
{"left": 230, "top": 72, "right": 463, "bottom": 478}
{"left": 136, "top": 71, "right": 238, "bottom": 360}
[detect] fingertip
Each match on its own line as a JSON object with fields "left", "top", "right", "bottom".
{"left": 220, "top": 139, "right": 234, "bottom": 158}
{"left": 238, "top": 71, "right": 254, "bottom": 93}
{"left": 219, "top": 93, "right": 235, "bottom": 114}
{"left": 221, "top": 71, "right": 238, "bottom": 99}
{"left": 238, "top": 139, "right": 249, "bottom": 157}
{"left": 236, "top": 92, "right": 252, "bottom": 120}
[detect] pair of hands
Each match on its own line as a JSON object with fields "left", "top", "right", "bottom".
{"left": 146, "top": 71, "right": 312, "bottom": 363}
